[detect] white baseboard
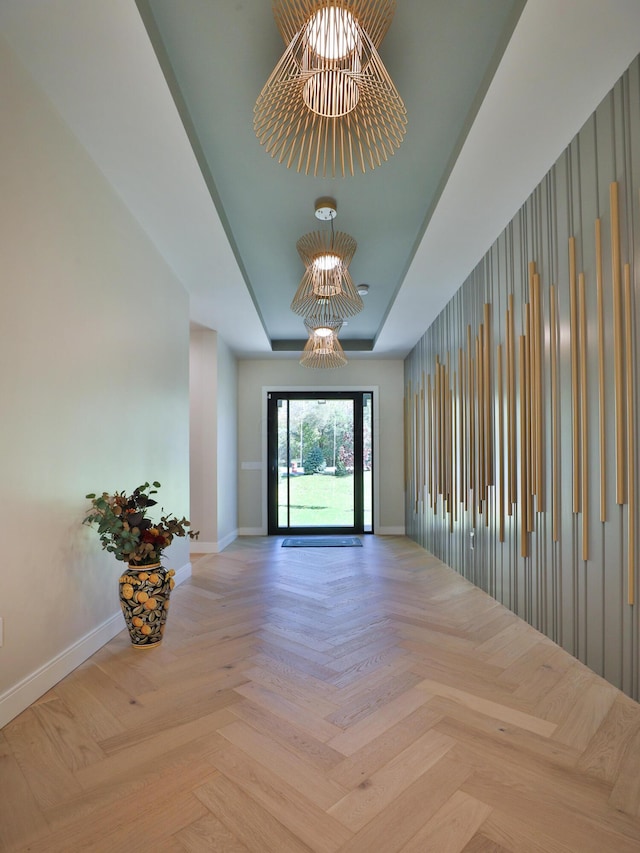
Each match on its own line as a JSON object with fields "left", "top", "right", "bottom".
{"left": 236, "top": 527, "right": 403, "bottom": 537}
{"left": 0, "top": 612, "right": 122, "bottom": 730}
{"left": 217, "top": 530, "right": 238, "bottom": 551}
{"left": 191, "top": 541, "right": 217, "bottom": 554}
{"left": 0, "top": 560, "right": 192, "bottom": 730}
{"left": 173, "top": 560, "right": 192, "bottom": 585}
{"left": 191, "top": 530, "right": 238, "bottom": 554}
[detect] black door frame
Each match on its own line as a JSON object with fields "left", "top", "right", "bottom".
{"left": 267, "top": 390, "right": 371, "bottom": 535}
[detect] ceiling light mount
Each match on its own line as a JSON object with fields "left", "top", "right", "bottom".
{"left": 314, "top": 197, "right": 337, "bottom": 221}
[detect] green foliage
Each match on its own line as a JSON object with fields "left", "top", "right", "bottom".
{"left": 281, "top": 399, "right": 355, "bottom": 469}
{"left": 335, "top": 458, "right": 348, "bottom": 477}
{"left": 304, "top": 445, "right": 325, "bottom": 474}
{"left": 84, "top": 482, "right": 198, "bottom": 566}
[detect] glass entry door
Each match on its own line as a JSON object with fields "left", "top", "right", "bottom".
{"left": 267, "top": 391, "right": 373, "bottom": 535}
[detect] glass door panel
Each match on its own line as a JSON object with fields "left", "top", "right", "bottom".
{"left": 277, "top": 399, "right": 289, "bottom": 528}
{"left": 363, "top": 392, "right": 373, "bottom": 532}
{"left": 268, "top": 391, "right": 371, "bottom": 535}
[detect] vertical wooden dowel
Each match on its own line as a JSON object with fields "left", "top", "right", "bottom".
{"left": 477, "top": 333, "right": 484, "bottom": 510}
{"left": 418, "top": 382, "right": 422, "bottom": 504}
{"left": 404, "top": 382, "right": 410, "bottom": 492}
{"left": 403, "top": 386, "right": 406, "bottom": 492}
{"left": 508, "top": 294, "right": 517, "bottom": 505}
{"left": 528, "top": 297, "right": 536, "bottom": 511}
{"left": 440, "top": 356, "right": 449, "bottom": 518}
{"left": 442, "top": 373, "right": 447, "bottom": 519}
{"left": 446, "top": 354, "right": 451, "bottom": 517}
{"left": 519, "top": 335, "right": 529, "bottom": 558}
{"left": 471, "top": 336, "right": 477, "bottom": 530}
{"left": 449, "top": 379, "right": 454, "bottom": 531}
{"left": 418, "top": 383, "right": 423, "bottom": 505}
{"left": 443, "top": 368, "right": 449, "bottom": 519}
{"left": 484, "top": 303, "right": 493, "bottom": 488}
{"left": 428, "top": 374, "right": 434, "bottom": 505}
{"left": 419, "top": 383, "right": 424, "bottom": 508}
{"left": 431, "top": 366, "right": 438, "bottom": 506}
{"left": 530, "top": 278, "right": 538, "bottom": 500}
{"left": 420, "top": 383, "right": 424, "bottom": 505}
{"left": 533, "top": 272, "right": 544, "bottom": 510}
{"left": 403, "top": 387, "right": 406, "bottom": 491}
{"left": 525, "top": 303, "right": 534, "bottom": 533}
{"left": 480, "top": 326, "right": 487, "bottom": 502}
{"left": 436, "top": 361, "right": 441, "bottom": 503}
{"left": 459, "top": 348, "right": 465, "bottom": 507}
{"left": 453, "top": 370, "right": 458, "bottom": 523}
{"left": 415, "top": 392, "right": 419, "bottom": 511}
{"left": 411, "top": 384, "right": 416, "bottom": 506}
{"left": 434, "top": 356, "right": 442, "bottom": 502}
{"left": 442, "top": 370, "right": 447, "bottom": 515}
{"left": 506, "top": 305, "right": 513, "bottom": 513}
{"left": 415, "top": 385, "right": 420, "bottom": 506}
{"left": 529, "top": 263, "right": 538, "bottom": 500}
{"left": 436, "top": 360, "right": 444, "bottom": 498}
{"left": 624, "top": 265, "right": 635, "bottom": 605}
{"left": 569, "top": 236, "right": 580, "bottom": 513}
{"left": 595, "top": 218, "right": 606, "bottom": 523}
{"left": 579, "top": 273, "right": 589, "bottom": 561}
{"left": 443, "top": 361, "right": 449, "bottom": 518}
{"left": 498, "top": 343, "right": 505, "bottom": 542}
{"left": 550, "top": 285, "right": 559, "bottom": 543}
{"left": 420, "top": 377, "right": 426, "bottom": 503}
{"left": 431, "top": 378, "right": 437, "bottom": 511}
{"left": 611, "top": 182, "right": 625, "bottom": 505}
{"left": 468, "top": 325, "right": 475, "bottom": 505}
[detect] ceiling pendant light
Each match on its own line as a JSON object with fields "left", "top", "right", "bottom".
{"left": 300, "top": 318, "right": 347, "bottom": 368}
{"left": 254, "top": 0, "right": 407, "bottom": 177}
{"left": 290, "top": 197, "right": 363, "bottom": 320}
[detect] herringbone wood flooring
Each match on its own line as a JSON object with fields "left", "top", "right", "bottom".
{"left": 2, "top": 536, "right": 640, "bottom": 852}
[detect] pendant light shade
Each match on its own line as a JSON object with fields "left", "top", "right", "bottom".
{"left": 290, "top": 229, "right": 363, "bottom": 319}
{"left": 254, "top": 0, "right": 407, "bottom": 177}
{"left": 300, "top": 318, "right": 347, "bottom": 368}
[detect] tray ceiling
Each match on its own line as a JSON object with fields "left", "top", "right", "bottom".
{"left": 2, "top": 0, "right": 640, "bottom": 358}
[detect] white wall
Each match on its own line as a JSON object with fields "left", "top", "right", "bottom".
{"left": 237, "top": 359, "right": 405, "bottom": 534}
{"left": 216, "top": 336, "right": 239, "bottom": 548}
{"left": 189, "top": 329, "right": 218, "bottom": 545}
{"left": 0, "top": 38, "right": 190, "bottom": 726}
{"left": 189, "top": 329, "right": 238, "bottom": 551}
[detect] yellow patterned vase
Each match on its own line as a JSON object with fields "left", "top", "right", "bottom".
{"left": 118, "top": 563, "right": 176, "bottom": 648}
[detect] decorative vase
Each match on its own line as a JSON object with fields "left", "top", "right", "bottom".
{"left": 118, "top": 563, "right": 176, "bottom": 649}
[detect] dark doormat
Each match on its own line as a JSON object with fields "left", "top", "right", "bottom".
{"left": 282, "top": 537, "right": 363, "bottom": 548}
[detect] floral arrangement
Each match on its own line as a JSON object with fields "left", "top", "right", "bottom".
{"left": 84, "top": 482, "right": 197, "bottom": 567}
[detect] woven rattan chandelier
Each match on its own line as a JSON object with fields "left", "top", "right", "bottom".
{"left": 290, "top": 198, "right": 363, "bottom": 321}
{"left": 300, "top": 318, "right": 347, "bottom": 368}
{"left": 254, "top": 0, "right": 407, "bottom": 177}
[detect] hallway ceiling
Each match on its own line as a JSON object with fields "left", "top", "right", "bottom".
{"left": 2, "top": 1, "right": 640, "bottom": 358}
{"left": 134, "top": 0, "right": 523, "bottom": 352}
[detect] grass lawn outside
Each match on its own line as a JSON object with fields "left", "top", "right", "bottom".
{"left": 279, "top": 471, "right": 372, "bottom": 528}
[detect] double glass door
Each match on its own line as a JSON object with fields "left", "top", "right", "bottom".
{"left": 267, "top": 391, "right": 372, "bottom": 535}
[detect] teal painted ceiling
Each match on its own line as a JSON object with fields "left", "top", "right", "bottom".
{"left": 3, "top": 1, "right": 639, "bottom": 356}
{"left": 136, "top": 0, "right": 524, "bottom": 349}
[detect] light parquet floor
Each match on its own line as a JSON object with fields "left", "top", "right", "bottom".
{"left": 2, "top": 535, "right": 640, "bottom": 852}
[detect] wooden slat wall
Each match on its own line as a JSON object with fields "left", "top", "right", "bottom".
{"left": 404, "top": 55, "right": 640, "bottom": 701}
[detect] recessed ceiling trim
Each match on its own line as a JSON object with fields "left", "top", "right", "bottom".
{"left": 272, "top": 338, "right": 374, "bottom": 352}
